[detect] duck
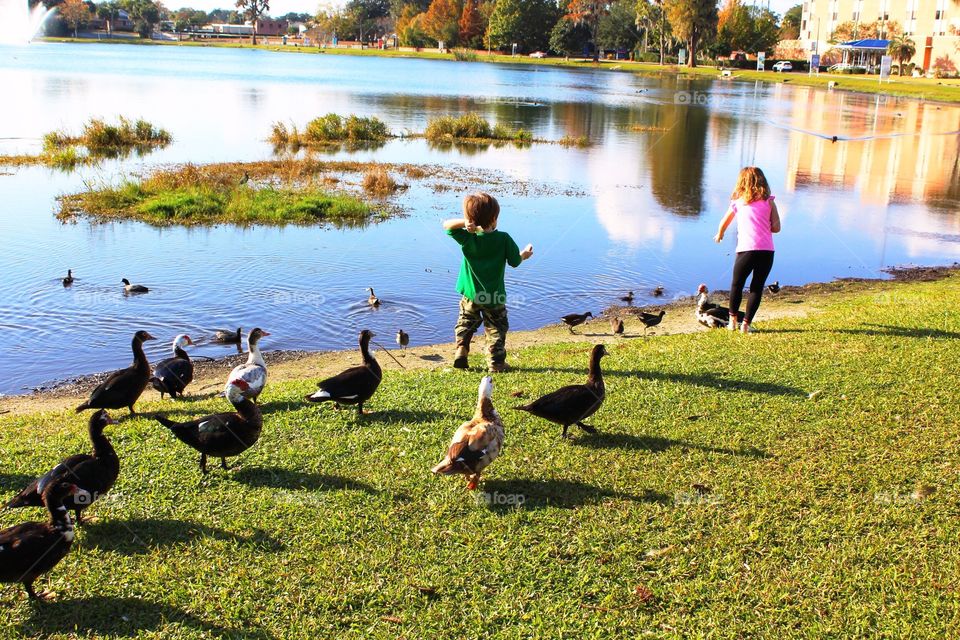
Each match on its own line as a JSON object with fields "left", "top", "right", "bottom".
{"left": 62, "top": 269, "right": 74, "bottom": 287}
{"left": 514, "top": 344, "right": 606, "bottom": 438}
{"left": 610, "top": 317, "right": 624, "bottom": 335}
{"left": 767, "top": 280, "right": 781, "bottom": 294}
{"left": 695, "top": 285, "right": 743, "bottom": 329}
{"left": 431, "top": 376, "right": 504, "bottom": 490}
{"left": 154, "top": 381, "right": 263, "bottom": 474}
{"left": 213, "top": 327, "right": 242, "bottom": 344}
{"left": 226, "top": 328, "right": 269, "bottom": 403}
{"left": 150, "top": 334, "right": 194, "bottom": 399}
{"left": 367, "top": 287, "right": 381, "bottom": 307}
{"left": 561, "top": 312, "right": 593, "bottom": 333}
{"left": 5, "top": 410, "right": 118, "bottom": 524}
{"left": 76, "top": 330, "right": 156, "bottom": 415}
{"left": 0, "top": 481, "right": 82, "bottom": 600}
{"left": 619, "top": 291, "right": 634, "bottom": 304}
{"left": 306, "top": 329, "right": 381, "bottom": 416}
{"left": 652, "top": 286, "right": 664, "bottom": 297}
{"left": 121, "top": 278, "right": 149, "bottom": 294}
{"left": 396, "top": 329, "right": 409, "bottom": 350}
{"left": 639, "top": 310, "right": 665, "bottom": 335}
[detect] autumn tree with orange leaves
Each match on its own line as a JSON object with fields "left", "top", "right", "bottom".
{"left": 565, "top": 0, "right": 609, "bottom": 61}
{"left": 458, "top": 0, "right": 485, "bottom": 49}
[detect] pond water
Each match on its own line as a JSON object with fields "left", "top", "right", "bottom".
{"left": 1, "top": 43, "right": 958, "bottom": 394}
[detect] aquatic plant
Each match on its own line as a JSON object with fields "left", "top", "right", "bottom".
{"left": 424, "top": 114, "right": 531, "bottom": 144}
{"left": 362, "top": 165, "right": 400, "bottom": 196}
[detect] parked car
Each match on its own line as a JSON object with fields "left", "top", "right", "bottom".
{"left": 529, "top": 51, "right": 547, "bottom": 59}
{"left": 772, "top": 61, "right": 793, "bottom": 72}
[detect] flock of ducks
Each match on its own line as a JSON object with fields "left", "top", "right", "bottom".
{"left": 1, "top": 275, "right": 776, "bottom": 600}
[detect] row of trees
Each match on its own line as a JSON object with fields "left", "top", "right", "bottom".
{"left": 313, "top": 0, "right": 801, "bottom": 67}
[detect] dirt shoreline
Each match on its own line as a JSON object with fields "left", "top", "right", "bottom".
{"left": 2, "top": 264, "right": 955, "bottom": 416}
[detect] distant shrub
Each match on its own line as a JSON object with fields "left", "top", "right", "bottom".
{"left": 557, "top": 135, "right": 589, "bottom": 148}
{"left": 425, "top": 114, "right": 530, "bottom": 143}
{"left": 452, "top": 48, "right": 478, "bottom": 62}
{"left": 362, "top": 165, "right": 399, "bottom": 196}
{"left": 303, "top": 114, "right": 390, "bottom": 143}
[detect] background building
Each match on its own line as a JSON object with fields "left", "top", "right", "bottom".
{"left": 799, "top": 0, "right": 959, "bottom": 71}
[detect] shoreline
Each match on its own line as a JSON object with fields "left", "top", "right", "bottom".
{"left": 3, "top": 264, "right": 954, "bottom": 415}
{"left": 38, "top": 37, "right": 960, "bottom": 105}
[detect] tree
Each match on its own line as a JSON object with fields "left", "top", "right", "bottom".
{"left": 396, "top": 3, "right": 432, "bottom": 45}
{"left": 235, "top": 0, "right": 269, "bottom": 43}
{"left": 888, "top": 33, "right": 916, "bottom": 75}
{"left": 96, "top": 0, "right": 120, "bottom": 33}
{"left": 716, "top": 0, "right": 777, "bottom": 56}
{"left": 597, "top": 0, "right": 640, "bottom": 53}
{"left": 422, "top": 0, "right": 460, "bottom": 46}
{"left": 664, "top": 0, "right": 717, "bottom": 67}
{"left": 345, "top": 0, "right": 391, "bottom": 42}
{"left": 458, "top": 0, "right": 485, "bottom": 48}
{"left": 549, "top": 15, "right": 589, "bottom": 56}
{"left": 636, "top": 0, "right": 669, "bottom": 63}
{"left": 485, "top": 0, "right": 557, "bottom": 53}
{"left": 60, "top": 0, "right": 91, "bottom": 36}
{"left": 121, "top": 0, "right": 160, "bottom": 38}
{"left": 566, "top": 0, "right": 608, "bottom": 61}
{"left": 779, "top": 3, "right": 800, "bottom": 40}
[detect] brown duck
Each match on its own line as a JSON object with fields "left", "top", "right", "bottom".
{"left": 514, "top": 344, "right": 607, "bottom": 438}
{"left": 76, "top": 330, "right": 156, "bottom": 415}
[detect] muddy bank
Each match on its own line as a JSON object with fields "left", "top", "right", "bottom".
{"left": 2, "top": 264, "right": 956, "bottom": 416}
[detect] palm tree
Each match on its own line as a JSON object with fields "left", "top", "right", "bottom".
{"left": 887, "top": 33, "right": 916, "bottom": 76}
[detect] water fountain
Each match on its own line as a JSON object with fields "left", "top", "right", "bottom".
{"left": 0, "top": 0, "right": 56, "bottom": 45}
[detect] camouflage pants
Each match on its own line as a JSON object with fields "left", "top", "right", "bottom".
{"left": 455, "top": 297, "right": 510, "bottom": 364}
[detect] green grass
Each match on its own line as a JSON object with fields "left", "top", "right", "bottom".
{"left": 424, "top": 114, "right": 533, "bottom": 145}
{"left": 58, "top": 162, "right": 377, "bottom": 227}
{"left": 1, "top": 275, "right": 958, "bottom": 635}
{"left": 270, "top": 114, "right": 391, "bottom": 151}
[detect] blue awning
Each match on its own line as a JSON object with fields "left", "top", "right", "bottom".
{"left": 837, "top": 39, "right": 890, "bottom": 50}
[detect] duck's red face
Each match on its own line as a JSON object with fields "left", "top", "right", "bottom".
{"left": 698, "top": 284, "right": 708, "bottom": 294}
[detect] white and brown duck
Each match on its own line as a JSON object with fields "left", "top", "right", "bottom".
{"left": 151, "top": 334, "right": 194, "bottom": 399}
{"left": 226, "top": 328, "right": 269, "bottom": 403}
{"left": 432, "top": 376, "right": 504, "bottom": 490}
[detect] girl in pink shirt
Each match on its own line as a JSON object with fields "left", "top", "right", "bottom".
{"left": 714, "top": 167, "right": 781, "bottom": 333}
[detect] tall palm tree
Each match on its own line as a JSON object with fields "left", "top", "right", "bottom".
{"left": 887, "top": 33, "right": 916, "bottom": 76}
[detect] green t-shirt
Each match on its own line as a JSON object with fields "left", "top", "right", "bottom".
{"left": 446, "top": 228, "right": 523, "bottom": 306}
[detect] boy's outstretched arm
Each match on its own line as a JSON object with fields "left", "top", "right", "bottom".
{"left": 520, "top": 244, "right": 534, "bottom": 260}
{"left": 714, "top": 208, "right": 735, "bottom": 243}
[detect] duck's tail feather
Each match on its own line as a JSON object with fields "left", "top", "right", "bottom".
{"left": 431, "top": 459, "right": 469, "bottom": 475}
{"left": 75, "top": 402, "right": 90, "bottom": 413}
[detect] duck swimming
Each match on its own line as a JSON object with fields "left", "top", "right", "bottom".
{"left": 367, "top": 287, "right": 381, "bottom": 307}
{"left": 151, "top": 334, "right": 194, "bottom": 399}
{"left": 5, "top": 410, "right": 118, "bottom": 523}
{"left": 432, "top": 376, "right": 504, "bottom": 490}
{"left": 0, "top": 481, "right": 82, "bottom": 600}
{"left": 306, "top": 329, "right": 381, "bottom": 416}
{"left": 154, "top": 381, "right": 263, "bottom": 474}
{"left": 62, "top": 269, "right": 74, "bottom": 287}
{"left": 226, "top": 328, "right": 269, "bottom": 403}
{"left": 515, "top": 344, "right": 607, "bottom": 438}
{"left": 121, "top": 278, "right": 149, "bottom": 294}
{"left": 76, "top": 330, "right": 156, "bottom": 415}
{"left": 213, "top": 327, "right": 242, "bottom": 344}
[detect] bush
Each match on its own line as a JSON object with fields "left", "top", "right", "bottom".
{"left": 425, "top": 113, "right": 492, "bottom": 140}
{"left": 302, "top": 114, "right": 390, "bottom": 143}
{"left": 452, "top": 48, "right": 478, "bottom": 62}
{"left": 362, "top": 165, "right": 399, "bottom": 196}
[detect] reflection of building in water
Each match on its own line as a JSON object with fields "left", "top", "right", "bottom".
{"left": 785, "top": 90, "right": 960, "bottom": 206}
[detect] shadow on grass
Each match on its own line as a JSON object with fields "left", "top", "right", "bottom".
{"left": 571, "top": 433, "right": 769, "bottom": 458}
{"left": 21, "top": 596, "right": 272, "bottom": 638}
{"left": 515, "top": 367, "right": 805, "bottom": 397}
{"left": 232, "top": 466, "right": 380, "bottom": 495}
{"left": 0, "top": 472, "right": 36, "bottom": 492}
{"left": 835, "top": 323, "right": 960, "bottom": 340}
{"left": 81, "top": 518, "right": 283, "bottom": 554}
{"left": 480, "top": 478, "right": 670, "bottom": 512}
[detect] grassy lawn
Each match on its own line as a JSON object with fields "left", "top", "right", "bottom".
{"left": 44, "top": 36, "right": 960, "bottom": 104}
{"left": 0, "top": 274, "right": 957, "bottom": 636}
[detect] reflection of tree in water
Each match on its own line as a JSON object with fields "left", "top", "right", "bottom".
{"left": 649, "top": 101, "right": 709, "bottom": 217}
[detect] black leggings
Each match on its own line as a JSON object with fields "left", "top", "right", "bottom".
{"left": 729, "top": 250, "right": 774, "bottom": 324}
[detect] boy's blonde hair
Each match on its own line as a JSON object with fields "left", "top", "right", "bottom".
{"left": 463, "top": 192, "right": 500, "bottom": 229}
{"left": 732, "top": 167, "right": 771, "bottom": 204}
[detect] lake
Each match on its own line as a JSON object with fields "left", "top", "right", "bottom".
{"left": 1, "top": 42, "right": 958, "bottom": 395}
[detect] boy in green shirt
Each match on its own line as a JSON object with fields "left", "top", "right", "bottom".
{"left": 443, "top": 192, "right": 534, "bottom": 373}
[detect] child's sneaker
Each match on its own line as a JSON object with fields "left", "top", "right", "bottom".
{"left": 727, "top": 316, "right": 738, "bottom": 331}
{"left": 453, "top": 346, "right": 470, "bottom": 369}
{"left": 488, "top": 361, "right": 511, "bottom": 373}
{"left": 740, "top": 321, "right": 753, "bottom": 334}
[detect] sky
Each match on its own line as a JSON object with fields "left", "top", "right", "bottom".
{"left": 168, "top": 0, "right": 800, "bottom": 21}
